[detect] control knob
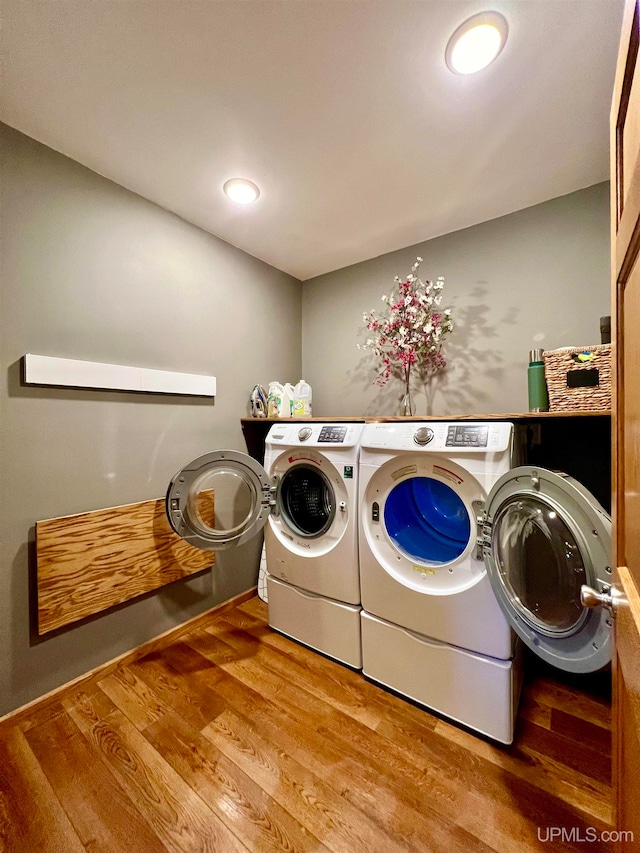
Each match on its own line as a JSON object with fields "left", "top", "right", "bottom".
{"left": 413, "top": 427, "right": 434, "bottom": 446}
{"left": 298, "top": 427, "right": 312, "bottom": 442}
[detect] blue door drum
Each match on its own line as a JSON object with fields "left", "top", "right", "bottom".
{"left": 384, "top": 477, "right": 471, "bottom": 565}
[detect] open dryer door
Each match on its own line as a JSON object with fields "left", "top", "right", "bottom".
{"left": 166, "top": 450, "right": 275, "bottom": 551}
{"left": 481, "top": 466, "right": 612, "bottom": 673}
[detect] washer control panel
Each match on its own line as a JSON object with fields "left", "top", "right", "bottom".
{"left": 318, "top": 425, "right": 348, "bottom": 443}
{"left": 413, "top": 427, "right": 435, "bottom": 446}
{"left": 265, "top": 422, "right": 364, "bottom": 449}
{"left": 446, "top": 425, "right": 488, "bottom": 448}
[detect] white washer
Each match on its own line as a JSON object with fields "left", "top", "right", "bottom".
{"left": 166, "top": 422, "right": 364, "bottom": 668}
{"left": 264, "top": 422, "right": 363, "bottom": 667}
{"left": 358, "top": 420, "right": 612, "bottom": 744}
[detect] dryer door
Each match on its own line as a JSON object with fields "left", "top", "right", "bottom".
{"left": 482, "top": 466, "right": 611, "bottom": 673}
{"left": 361, "top": 452, "right": 484, "bottom": 595}
{"left": 166, "top": 450, "right": 274, "bottom": 551}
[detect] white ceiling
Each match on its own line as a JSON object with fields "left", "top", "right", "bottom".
{"left": 0, "top": 0, "right": 624, "bottom": 281}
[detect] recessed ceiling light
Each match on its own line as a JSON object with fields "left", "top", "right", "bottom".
{"left": 223, "top": 178, "right": 260, "bottom": 204}
{"left": 445, "top": 12, "right": 508, "bottom": 75}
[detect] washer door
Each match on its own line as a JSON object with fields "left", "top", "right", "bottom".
{"left": 482, "top": 466, "right": 611, "bottom": 673}
{"left": 278, "top": 464, "right": 336, "bottom": 538}
{"left": 166, "top": 450, "right": 273, "bottom": 551}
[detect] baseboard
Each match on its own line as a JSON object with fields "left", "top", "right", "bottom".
{"left": 0, "top": 586, "right": 257, "bottom": 728}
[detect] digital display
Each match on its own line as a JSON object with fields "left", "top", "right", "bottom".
{"left": 446, "top": 425, "right": 489, "bottom": 448}
{"left": 318, "top": 425, "right": 348, "bottom": 443}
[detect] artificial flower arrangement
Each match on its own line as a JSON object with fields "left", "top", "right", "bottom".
{"left": 359, "top": 257, "right": 454, "bottom": 413}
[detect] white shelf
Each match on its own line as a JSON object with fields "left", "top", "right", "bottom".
{"left": 23, "top": 354, "right": 216, "bottom": 397}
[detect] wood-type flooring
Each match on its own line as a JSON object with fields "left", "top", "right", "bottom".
{"left": 0, "top": 596, "right": 613, "bottom": 852}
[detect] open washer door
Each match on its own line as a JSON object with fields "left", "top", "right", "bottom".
{"left": 481, "top": 466, "right": 612, "bottom": 673}
{"left": 166, "top": 450, "right": 275, "bottom": 551}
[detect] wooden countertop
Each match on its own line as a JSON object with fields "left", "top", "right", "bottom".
{"left": 241, "top": 411, "right": 611, "bottom": 422}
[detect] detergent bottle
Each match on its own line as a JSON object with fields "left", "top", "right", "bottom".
{"left": 267, "top": 382, "right": 283, "bottom": 418}
{"left": 293, "top": 380, "right": 312, "bottom": 416}
{"left": 281, "top": 383, "right": 294, "bottom": 417}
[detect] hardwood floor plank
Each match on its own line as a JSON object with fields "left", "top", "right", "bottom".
{"left": 184, "top": 629, "right": 439, "bottom": 789}
{"left": 217, "top": 612, "right": 440, "bottom": 733}
{"left": 135, "top": 600, "right": 610, "bottom": 840}
{"left": 200, "top": 655, "right": 512, "bottom": 853}
{"left": 136, "top": 636, "right": 494, "bottom": 853}
{"left": 0, "top": 724, "right": 85, "bottom": 853}
{"left": 524, "top": 676, "right": 611, "bottom": 729}
{"left": 134, "top": 642, "right": 356, "bottom": 787}
{"left": 517, "top": 718, "right": 611, "bottom": 786}
{"left": 0, "top": 589, "right": 255, "bottom": 731}
{"left": 518, "top": 692, "right": 553, "bottom": 729}
{"left": 64, "top": 687, "right": 250, "bottom": 853}
{"left": 140, "top": 622, "right": 456, "bottom": 844}
{"left": 103, "top": 664, "right": 362, "bottom": 853}
{"left": 144, "top": 708, "right": 329, "bottom": 853}
{"left": 98, "top": 667, "right": 170, "bottom": 731}
{"left": 225, "top": 603, "right": 610, "bottom": 840}
{"left": 434, "top": 718, "right": 612, "bottom": 825}
{"left": 0, "top": 595, "right": 613, "bottom": 853}
{"left": 201, "top": 705, "right": 420, "bottom": 853}
{"left": 456, "top": 789, "right": 613, "bottom": 853}
{"left": 65, "top": 680, "right": 120, "bottom": 721}
{"left": 238, "top": 596, "right": 270, "bottom": 621}
{"left": 15, "top": 698, "right": 68, "bottom": 734}
{"left": 127, "top": 649, "right": 227, "bottom": 731}
{"left": 210, "top": 618, "right": 385, "bottom": 727}
{"left": 362, "top": 694, "right": 614, "bottom": 852}
{"left": 23, "top": 707, "right": 167, "bottom": 853}
{"left": 190, "top": 622, "right": 609, "bottom": 830}
{"left": 240, "top": 603, "right": 615, "bottom": 844}
{"left": 550, "top": 707, "right": 612, "bottom": 755}
{"left": 239, "top": 598, "right": 611, "bottom": 804}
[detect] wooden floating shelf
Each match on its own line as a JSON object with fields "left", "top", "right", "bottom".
{"left": 241, "top": 411, "right": 611, "bottom": 423}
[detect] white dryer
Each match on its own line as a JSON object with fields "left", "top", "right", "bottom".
{"left": 358, "top": 420, "right": 612, "bottom": 744}
{"left": 166, "top": 421, "right": 364, "bottom": 668}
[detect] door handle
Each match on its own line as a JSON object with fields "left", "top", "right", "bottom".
{"left": 580, "top": 584, "right": 618, "bottom": 615}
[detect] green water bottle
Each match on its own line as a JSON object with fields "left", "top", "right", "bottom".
{"left": 528, "top": 349, "right": 549, "bottom": 412}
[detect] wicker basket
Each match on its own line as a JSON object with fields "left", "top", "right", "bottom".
{"left": 542, "top": 345, "right": 611, "bottom": 411}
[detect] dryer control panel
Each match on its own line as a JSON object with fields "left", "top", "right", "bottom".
{"left": 360, "top": 421, "right": 513, "bottom": 453}
{"left": 446, "top": 425, "right": 488, "bottom": 448}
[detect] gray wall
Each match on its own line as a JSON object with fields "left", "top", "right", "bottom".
{"left": 302, "top": 183, "right": 611, "bottom": 417}
{"left": 0, "top": 120, "right": 611, "bottom": 716}
{"left": 0, "top": 123, "right": 301, "bottom": 716}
